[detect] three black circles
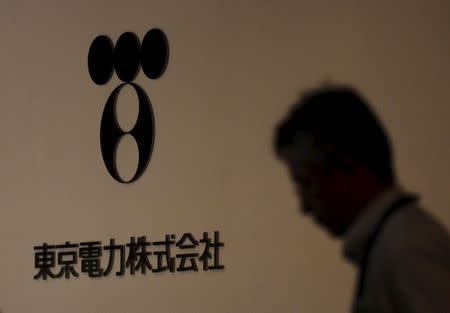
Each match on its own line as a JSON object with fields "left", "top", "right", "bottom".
{"left": 88, "top": 29, "right": 169, "bottom": 183}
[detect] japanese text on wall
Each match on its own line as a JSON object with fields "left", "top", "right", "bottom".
{"left": 34, "top": 231, "right": 224, "bottom": 280}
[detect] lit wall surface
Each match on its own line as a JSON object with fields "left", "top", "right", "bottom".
{"left": 0, "top": 1, "right": 449, "bottom": 312}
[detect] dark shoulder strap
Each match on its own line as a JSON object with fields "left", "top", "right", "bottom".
{"left": 352, "top": 194, "right": 418, "bottom": 312}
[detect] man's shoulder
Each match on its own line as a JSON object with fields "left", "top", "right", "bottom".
{"left": 375, "top": 204, "right": 450, "bottom": 267}
{"left": 370, "top": 204, "right": 450, "bottom": 312}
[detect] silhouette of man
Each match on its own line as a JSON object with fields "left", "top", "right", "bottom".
{"left": 274, "top": 86, "right": 450, "bottom": 313}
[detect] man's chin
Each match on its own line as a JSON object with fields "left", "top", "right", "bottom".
{"left": 313, "top": 217, "right": 345, "bottom": 238}
{"left": 322, "top": 224, "right": 345, "bottom": 238}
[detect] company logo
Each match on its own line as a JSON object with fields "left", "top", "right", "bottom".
{"left": 88, "top": 29, "right": 169, "bottom": 183}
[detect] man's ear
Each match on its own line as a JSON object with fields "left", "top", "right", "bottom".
{"left": 324, "top": 149, "right": 355, "bottom": 175}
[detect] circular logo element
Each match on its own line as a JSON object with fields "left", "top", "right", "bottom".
{"left": 114, "top": 32, "right": 141, "bottom": 82}
{"left": 100, "top": 83, "right": 155, "bottom": 183}
{"left": 88, "top": 29, "right": 169, "bottom": 183}
{"left": 88, "top": 35, "right": 114, "bottom": 85}
{"left": 141, "top": 29, "right": 169, "bottom": 79}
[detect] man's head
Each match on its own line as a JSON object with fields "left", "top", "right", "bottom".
{"left": 274, "top": 86, "right": 395, "bottom": 237}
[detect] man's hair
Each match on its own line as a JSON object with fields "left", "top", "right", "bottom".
{"left": 274, "top": 85, "right": 395, "bottom": 183}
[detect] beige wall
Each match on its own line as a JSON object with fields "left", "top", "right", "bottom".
{"left": 0, "top": 1, "right": 449, "bottom": 312}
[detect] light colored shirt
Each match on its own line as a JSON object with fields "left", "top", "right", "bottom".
{"left": 343, "top": 184, "right": 450, "bottom": 313}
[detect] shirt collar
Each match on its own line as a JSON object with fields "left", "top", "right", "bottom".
{"left": 342, "top": 184, "right": 407, "bottom": 265}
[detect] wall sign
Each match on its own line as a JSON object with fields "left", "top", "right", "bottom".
{"left": 33, "top": 31, "right": 225, "bottom": 281}
{"left": 34, "top": 231, "right": 225, "bottom": 280}
{"left": 88, "top": 29, "right": 169, "bottom": 183}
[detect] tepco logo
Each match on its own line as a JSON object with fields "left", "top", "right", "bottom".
{"left": 88, "top": 29, "right": 169, "bottom": 183}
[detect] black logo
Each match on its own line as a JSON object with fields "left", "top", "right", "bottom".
{"left": 88, "top": 29, "right": 169, "bottom": 183}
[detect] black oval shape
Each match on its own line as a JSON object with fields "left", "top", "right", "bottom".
{"left": 114, "top": 32, "right": 141, "bottom": 82}
{"left": 141, "top": 28, "right": 169, "bottom": 79}
{"left": 88, "top": 35, "right": 114, "bottom": 85}
{"left": 100, "top": 83, "right": 155, "bottom": 183}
